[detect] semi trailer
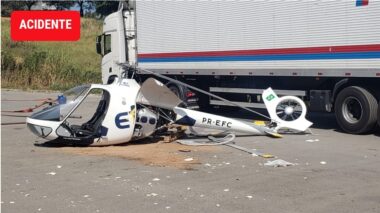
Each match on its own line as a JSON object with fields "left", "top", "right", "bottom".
{"left": 96, "top": 0, "right": 380, "bottom": 134}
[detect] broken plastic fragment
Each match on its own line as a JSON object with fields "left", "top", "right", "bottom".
{"left": 264, "top": 159, "right": 295, "bottom": 167}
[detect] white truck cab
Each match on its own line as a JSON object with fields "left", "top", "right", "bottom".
{"left": 96, "top": 1, "right": 136, "bottom": 84}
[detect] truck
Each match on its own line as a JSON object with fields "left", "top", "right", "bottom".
{"left": 96, "top": 0, "right": 380, "bottom": 134}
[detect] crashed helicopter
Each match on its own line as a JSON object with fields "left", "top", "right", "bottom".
{"left": 26, "top": 70, "right": 312, "bottom": 146}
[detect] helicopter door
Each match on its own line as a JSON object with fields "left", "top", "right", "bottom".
{"left": 56, "top": 88, "right": 110, "bottom": 141}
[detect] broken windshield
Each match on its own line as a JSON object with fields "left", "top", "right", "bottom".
{"left": 59, "top": 85, "right": 91, "bottom": 120}
{"left": 30, "top": 85, "right": 91, "bottom": 121}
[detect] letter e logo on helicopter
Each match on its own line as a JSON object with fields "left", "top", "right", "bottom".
{"left": 115, "top": 112, "right": 130, "bottom": 129}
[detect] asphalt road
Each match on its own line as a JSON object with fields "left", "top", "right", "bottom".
{"left": 2, "top": 89, "right": 380, "bottom": 213}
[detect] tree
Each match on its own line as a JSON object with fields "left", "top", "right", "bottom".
{"left": 95, "top": 1, "right": 119, "bottom": 18}
{"left": 1, "top": 1, "right": 26, "bottom": 16}
{"left": 77, "top": 0, "right": 94, "bottom": 17}
{"left": 24, "top": 0, "right": 39, "bottom": 10}
{"left": 1, "top": 0, "right": 38, "bottom": 16}
{"left": 46, "top": 1, "right": 76, "bottom": 11}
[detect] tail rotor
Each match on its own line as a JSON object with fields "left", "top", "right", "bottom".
{"left": 262, "top": 88, "right": 312, "bottom": 132}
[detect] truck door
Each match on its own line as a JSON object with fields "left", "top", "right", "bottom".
{"left": 96, "top": 9, "right": 127, "bottom": 84}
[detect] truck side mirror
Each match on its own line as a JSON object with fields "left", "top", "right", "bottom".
{"left": 96, "top": 35, "right": 102, "bottom": 55}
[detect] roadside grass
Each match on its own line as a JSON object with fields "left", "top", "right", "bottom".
{"left": 1, "top": 17, "right": 102, "bottom": 91}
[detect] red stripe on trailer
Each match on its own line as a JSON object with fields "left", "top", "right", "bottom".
{"left": 138, "top": 44, "right": 380, "bottom": 58}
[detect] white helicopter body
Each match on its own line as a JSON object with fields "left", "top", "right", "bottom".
{"left": 26, "top": 77, "right": 312, "bottom": 146}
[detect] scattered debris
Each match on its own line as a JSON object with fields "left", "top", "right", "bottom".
{"left": 60, "top": 142, "right": 215, "bottom": 170}
{"left": 225, "top": 143, "right": 274, "bottom": 158}
{"left": 146, "top": 193, "right": 158, "bottom": 197}
{"left": 46, "top": 172, "right": 56, "bottom": 175}
{"left": 264, "top": 159, "right": 295, "bottom": 167}
{"left": 305, "top": 139, "right": 319, "bottom": 143}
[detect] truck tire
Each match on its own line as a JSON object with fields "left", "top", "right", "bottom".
{"left": 168, "top": 84, "right": 184, "bottom": 100}
{"left": 107, "top": 75, "right": 117, "bottom": 84}
{"left": 335, "top": 86, "right": 378, "bottom": 134}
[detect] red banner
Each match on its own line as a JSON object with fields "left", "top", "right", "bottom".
{"left": 11, "top": 11, "right": 80, "bottom": 41}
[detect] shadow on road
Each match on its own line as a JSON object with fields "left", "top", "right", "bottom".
{"left": 206, "top": 106, "right": 339, "bottom": 130}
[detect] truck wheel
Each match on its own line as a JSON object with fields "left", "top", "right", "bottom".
{"left": 168, "top": 84, "right": 184, "bottom": 100}
{"left": 335, "top": 86, "right": 378, "bottom": 134}
{"left": 107, "top": 75, "right": 117, "bottom": 84}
